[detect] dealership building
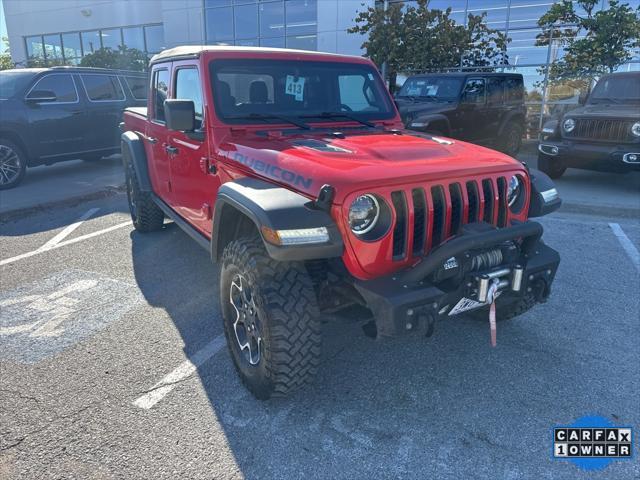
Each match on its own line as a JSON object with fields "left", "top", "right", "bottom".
{"left": 3, "top": 0, "right": 639, "bottom": 131}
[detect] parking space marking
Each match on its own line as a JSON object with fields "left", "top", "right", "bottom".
{"left": 0, "top": 221, "right": 131, "bottom": 267}
{"left": 37, "top": 207, "right": 100, "bottom": 251}
{"left": 133, "top": 334, "right": 227, "bottom": 410}
{"left": 609, "top": 223, "right": 640, "bottom": 272}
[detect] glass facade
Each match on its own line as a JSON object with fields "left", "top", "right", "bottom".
{"left": 24, "top": 24, "right": 165, "bottom": 67}
{"left": 204, "top": 0, "right": 318, "bottom": 50}
{"left": 388, "top": 0, "right": 640, "bottom": 137}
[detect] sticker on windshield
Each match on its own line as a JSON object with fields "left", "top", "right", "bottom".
{"left": 425, "top": 85, "right": 439, "bottom": 95}
{"left": 285, "top": 75, "right": 305, "bottom": 101}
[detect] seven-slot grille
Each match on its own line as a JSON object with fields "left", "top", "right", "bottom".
{"left": 565, "top": 118, "right": 631, "bottom": 142}
{"left": 390, "top": 176, "right": 510, "bottom": 260}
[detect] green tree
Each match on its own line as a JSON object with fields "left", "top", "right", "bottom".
{"left": 349, "top": 0, "right": 509, "bottom": 89}
{"left": 80, "top": 46, "right": 148, "bottom": 71}
{"left": 0, "top": 37, "right": 15, "bottom": 71}
{"left": 536, "top": 0, "right": 640, "bottom": 90}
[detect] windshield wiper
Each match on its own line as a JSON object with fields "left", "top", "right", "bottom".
{"left": 302, "top": 112, "right": 378, "bottom": 128}
{"left": 225, "top": 113, "right": 310, "bottom": 129}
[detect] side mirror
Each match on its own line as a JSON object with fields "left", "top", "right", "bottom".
{"left": 26, "top": 90, "right": 57, "bottom": 103}
{"left": 164, "top": 99, "right": 195, "bottom": 132}
{"left": 578, "top": 91, "right": 588, "bottom": 105}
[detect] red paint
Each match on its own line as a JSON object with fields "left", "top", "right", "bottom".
{"left": 124, "top": 48, "right": 531, "bottom": 280}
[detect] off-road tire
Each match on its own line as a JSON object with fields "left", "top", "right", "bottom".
{"left": 469, "top": 293, "right": 537, "bottom": 322}
{"left": 538, "top": 153, "right": 566, "bottom": 179}
{"left": 499, "top": 123, "right": 522, "bottom": 156}
{"left": 0, "top": 138, "right": 27, "bottom": 190}
{"left": 124, "top": 156, "right": 164, "bottom": 232}
{"left": 220, "top": 238, "right": 322, "bottom": 400}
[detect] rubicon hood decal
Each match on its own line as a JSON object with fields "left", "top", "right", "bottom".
{"left": 226, "top": 150, "right": 314, "bottom": 190}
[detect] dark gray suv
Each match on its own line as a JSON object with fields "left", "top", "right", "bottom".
{"left": 0, "top": 66, "right": 147, "bottom": 189}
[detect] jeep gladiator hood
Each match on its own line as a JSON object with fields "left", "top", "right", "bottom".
{"left": 218, "top": 129, "right": 524, "bottom": 204}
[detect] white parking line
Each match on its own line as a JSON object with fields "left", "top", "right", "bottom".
{"left": 37, "top": 208, "right": 100, "bottom": 251}
{"left": 609, "top": 223, "right": 640, "bottom": 273}
{"left": 0, "top": 221, "right": 132, "bottom": 267}
{"left": 133, "top": 334, "right": 227, "bottom": 410}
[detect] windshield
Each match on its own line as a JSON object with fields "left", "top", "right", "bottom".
{"left": 209, "top": 59, "right": 395, "bottom": 125}
{"left": 0, "top": 71, "right": 36, "bottom": 99}
{"left": 397, "top": 76, "right": 463, "bottom": 100}
{"left": 589, "top": 75, "right": 640, "bottom": 103}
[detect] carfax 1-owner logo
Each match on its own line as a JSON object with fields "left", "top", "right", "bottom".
{"left": 553, "top": 415, "right": 634, "bottom": 471}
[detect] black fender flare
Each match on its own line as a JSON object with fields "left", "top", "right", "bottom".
{"left": 408, "top": 113, "right": 451, "bottom": 134}
{"left": 121, "top": 131, "right": 152, "bottom": 192}
{"left": 212, "top": 177, "right": 344, "bottom": 262}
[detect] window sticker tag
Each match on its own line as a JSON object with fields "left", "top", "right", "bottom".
{"left": 285, "top": 75, "right": 305, "bottom": 101}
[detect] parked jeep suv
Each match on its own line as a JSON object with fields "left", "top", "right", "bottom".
{"left": 0, "top": 66, "right": 147, "bottom": 189}
{"left": 396, "top": 73, "right": 527, "bottom": 156}
{"left": 122, "top": 46, "right": 561, "bottom": 399}
{"left": 538, "top": 72, "right": 640, "bottom": 178}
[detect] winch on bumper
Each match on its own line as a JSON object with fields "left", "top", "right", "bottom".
{"left": 351, "top": 221, "right": 560, "bottom": 337}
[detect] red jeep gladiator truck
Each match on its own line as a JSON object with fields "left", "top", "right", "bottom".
{"left": 122, "top": 46, "right": 561, "bottom": 399}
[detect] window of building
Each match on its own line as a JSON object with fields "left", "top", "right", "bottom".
{"left": 260, "top": 36, "right": 285, "bottom": 48}
{"left": 206, "top": 6, "right": 234, "bottom": 42}
{"left": 286, "top": 35, "right": 317, "bottom": 51}
{"left": 81, "top": 74, "right": 125, "bottom": 101}
{"left": 100, "top": 28, "right": 122, "bottom": 51}
{"left": 260, "top": 1, "right": 285, "bottom": 39}
{"left": 467, "top": 0, "right": 508, "bottom": 29}
{"left": 285, "top": 0, "right": 317, "bottom": 36}
{"left": 43, "top": 34, "right": 63, "bottom": 61}
{"left": 81, "top": 31, "right": 101, "bottom": 54}
{"left": 235, "top": 3, "right": 259, "bottom": 40}
{"left": 144, "top": 25, "right": 165, "bottom": 54}
{"left": 27, "top": 74, "right": 78, "bottom": 102}
{"left": 124, "top": 76, "right": 148, "bottom": 100}
{"left": 152, "top": 69, "right": 170, "bottom": 122}
{"left": 26, "top": 36, "right": 44, "bottom": 60}
{"left": 175, "top": 68, "right": 204, "bottom": 129}
{"left": 62, "top": 33, "right": 82, "bottom": 64}
{"left": 122, "top": 27, "right": 145, "bottom": 51}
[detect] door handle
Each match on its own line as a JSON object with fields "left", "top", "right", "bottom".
{"left": 147, "top": 137, "right": 157, "bottom": 144}
{"left": 165, "top": 145, "right": 178, "bottom": 155}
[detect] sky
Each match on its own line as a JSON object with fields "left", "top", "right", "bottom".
{"left": 0, "top": 0, "right": 7, "bottom": 53}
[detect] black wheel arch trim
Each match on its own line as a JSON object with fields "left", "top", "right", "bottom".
{"left": 212, "top": 177, "right": 344, "bottom": 262}
{"left": 121, "top": 131, "right": 152, "bottom": 192}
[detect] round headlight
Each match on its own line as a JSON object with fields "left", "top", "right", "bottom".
{"left": 631, "top": 122, "right": 640, "bottom": 137}
{"left": 349, "top": 194, "right": 379, "bottom": 234}
{"left": 507, "top": 175, "right": 521, "bottom": 208}
{"left": 563, "top": 118, "right": 576, "bottom": 132}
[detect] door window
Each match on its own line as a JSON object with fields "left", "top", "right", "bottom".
{"left": 174, "top": 68, "right": 203, "bottom": 129}
{"left": 152, "top": 69, "right": 170, "bottom": 122}
{"left": 505, "top": 77, "right": 524, "bottom": 102}
{"left": 80, "top": 74, "right": 125, "bottom": 101}
{"left": 462, "top": 78, "right": 486, "bottom": 104}
{"left": 488, "top": 77, "right": 504, "bottom": 104}
{"left": 26, "top": 74, "right": 78, "bottom": 102}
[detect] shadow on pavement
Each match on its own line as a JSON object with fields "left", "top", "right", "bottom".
{"left": 129, "top": 218, "right": 638, "bottom": 479}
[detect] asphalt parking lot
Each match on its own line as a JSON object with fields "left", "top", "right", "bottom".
{"left": 1, "top": 163, "right": 639, "bottom": 479}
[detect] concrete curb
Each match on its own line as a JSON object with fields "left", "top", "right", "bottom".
{"left": 0, "top": 185, "right": 126, "bottom": 223}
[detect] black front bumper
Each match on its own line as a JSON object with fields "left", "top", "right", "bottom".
{"left": 351, "top": 221, "right": 560, "bottom": 337}
{"left": 538, "top": 139, "right": 640, "bottom": 172}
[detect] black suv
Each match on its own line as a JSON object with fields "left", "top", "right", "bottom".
{"left": 0, "top": 66, "right": 147, "bottom": 189}
{"left": 396, "top": 73, "right": 526, "bottom": 156}
{"left": 538, "top": 72, "right": 640, "bottom": 178}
